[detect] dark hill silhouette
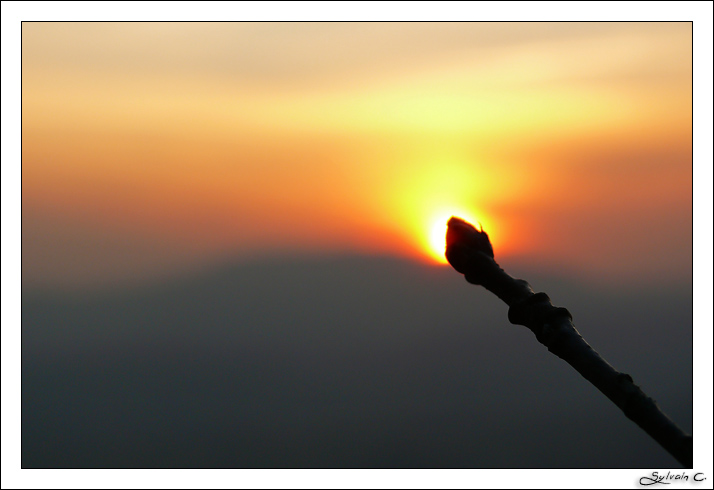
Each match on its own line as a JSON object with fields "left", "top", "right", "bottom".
{"left": 22, "top": 255, "right": 692, "bottom": 467}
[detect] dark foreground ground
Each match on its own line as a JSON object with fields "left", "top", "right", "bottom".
{"left": 22, "top": 255, "right": 692, "bottom": 468}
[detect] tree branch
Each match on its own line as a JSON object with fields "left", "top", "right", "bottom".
{"left": 445, "top": 216, "right": 692, "bottom": 467}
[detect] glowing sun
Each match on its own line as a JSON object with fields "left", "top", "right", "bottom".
{"left": 426, "top": 209, "right": 483, "bottom": 264}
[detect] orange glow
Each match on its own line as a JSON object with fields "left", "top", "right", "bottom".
{"left": 20, "top": 22, "right": 692, "bottom": 288}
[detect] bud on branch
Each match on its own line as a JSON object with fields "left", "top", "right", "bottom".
{"left": 445, "top": 216, "right": 692, "bottom": 467}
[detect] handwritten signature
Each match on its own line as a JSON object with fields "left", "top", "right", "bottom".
{"left": 640, "top": 472, "right": 706, "bottom": 486}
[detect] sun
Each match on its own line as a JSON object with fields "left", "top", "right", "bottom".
{"left": 425, "top": 208, "right": 483, "bottom": 264}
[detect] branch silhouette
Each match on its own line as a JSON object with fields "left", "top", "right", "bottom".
{"left": 445, "top": 216, "right": 692, "bottom": 467}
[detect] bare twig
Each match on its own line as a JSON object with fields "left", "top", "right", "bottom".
{"left": 445, "top": 217, "right": 692, "bottom": 467}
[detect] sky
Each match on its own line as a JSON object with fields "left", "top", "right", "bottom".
{"left": 6, "top": 6, "right": 713, "bottom": 488}
{"left": 21, "top": 21, "right": 693, "bottom": 291}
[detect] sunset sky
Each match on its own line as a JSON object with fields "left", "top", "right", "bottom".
{"left": 8, "top": 7, "right": 713, "bottom": 484}
{"left": 21, "top": 21, "right": 693, "bottom": 290}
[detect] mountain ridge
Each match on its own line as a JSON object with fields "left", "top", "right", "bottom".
{"left": 22, "top": 253, "right": 693, "bottom": 467}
